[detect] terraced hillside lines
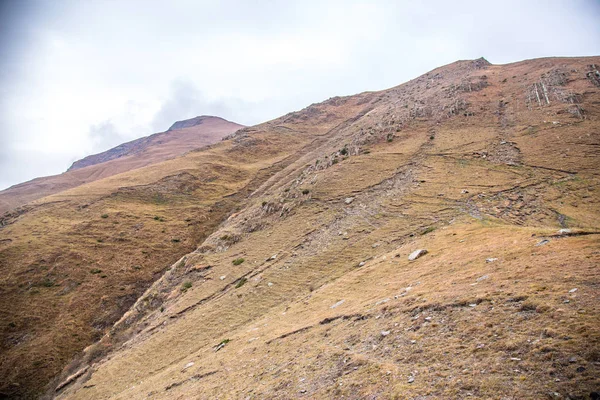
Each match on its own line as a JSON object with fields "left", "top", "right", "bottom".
{"left": 55, "top": 57, "right": 600, "bottom": 399}
{"left": 0, "top": 92, "right": 376, "bottom": 399}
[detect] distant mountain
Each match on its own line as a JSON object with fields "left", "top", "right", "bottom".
{"left": 0, "top": 116, "right": 243, "bottom": 214}
{"left": 68, "top": 116, "right": 234, "bottom": 171}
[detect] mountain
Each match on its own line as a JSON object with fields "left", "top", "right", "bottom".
{"left": 2, "top": 56, "right": 600, "bottom": 399}
{"left": 0, "top": 116, "right": 243, "bottom": 214}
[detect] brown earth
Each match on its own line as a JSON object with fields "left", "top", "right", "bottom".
{"left": 0, "top": 116, "right": 243, "bottom": 215}
{"left": 2, "top": 56, "right": 600, "bottom": 399}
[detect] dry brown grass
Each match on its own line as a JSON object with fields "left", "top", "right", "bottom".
{"left": 3, "top": 56, "right": 600, "bottom": 399}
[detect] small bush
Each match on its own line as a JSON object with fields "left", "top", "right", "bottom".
{"left": 40, "top": 279, "right": 55, "bottom": 287}
{"left": 232, "top": 258, "right": 245, "bottom": 266}
{"left": 181, "top": 281, "right": 192, "bottom": 292}
{"left": 340, "top": 147, "right": 348, "bottom": 156}
{"left": 171, "top": 238, "right": 181, "bottom": 243}
{"left": 90, "top": 268, "right": 102, "bottom": 274}
{"left": 101, "top": 214, "right": 109, "bottom": 219}
{"left": 302, "top": 189, "right": 310, "bottom": 195}
{"left": 429, "top": 135, "right": 435, "bottom": 140}
{"left": 235, "top": 278, "right": 247, "bottom": 288}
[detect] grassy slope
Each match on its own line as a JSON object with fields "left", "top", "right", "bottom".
{"left": 0, "top": 97, "right": 372, "bottom": 399}
{"left": 58, "top": 56, "right": 600, "bottom": 399}
{"left": 6, "top": 56, "right": 600, "bottom": 399}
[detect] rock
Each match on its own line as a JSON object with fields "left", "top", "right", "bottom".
{"left": 568, "top": 356, "right": 577, "bottom": 363}
{"left": 408, "top": 249, "right": 428, "bottom": 261}
{"left": 461, "top": 189, "right": 469, "bottom": 194}
{"left": 55, "top": 366, "right": 89, "bottom": 392}
{"left": 372, "top": 242, "right": 380, "bottom": 248}
{"left": 220, "top": 275, "right": 226, "bottom": 280}
{"left": 485, "top": 257, "right": 498, "bottom": 263}
{"left": 381, "top": 330, "right": 390, "bottom": 336}
{"left": 536, "top": 239, "right": 550, "bottom": 246}
{"left": 569, "top": 288, "right": 578, "bottom": 293}
{"left": 267, "top": 254, "right": 277, "bottom": 261}
{"left": 181, "top": 362, "right": 194, "bottom": 371}
{"left": 476, "top": 274, "right": 489, "bottom": 282}
{"left": 408, "top": 376, "right": 414, "bottom": 383}
{"left": 267, "top": 282, "right": 273, "bottom": 287}
{"left": 358, "top": 261, "right": 366, "bottom": 267}
{"left": 344, "top": 197, "right": 354, "bottom": 204}
{"left": 558, "top": 228, "right": 571, "bottom": 235}
{"left": 330, "top": 300, "right": 345, "bottom": 309}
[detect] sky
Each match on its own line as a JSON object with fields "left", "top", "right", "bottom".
{"left": 0, "top": 0, "right": 599, "bottom": 190}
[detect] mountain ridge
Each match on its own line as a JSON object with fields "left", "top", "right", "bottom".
{"left": 0, "top": 56, "right": 599, "bottom": 399}
{"left": 0, "top": 116, "right": 243, "bottom": 215}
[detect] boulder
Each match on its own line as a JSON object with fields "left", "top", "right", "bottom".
{"left": 408, "top": 249, "right": 428, "bottom": 261}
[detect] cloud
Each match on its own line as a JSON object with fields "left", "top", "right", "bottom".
{"left": 150, "top": 79, "right": 256, "bottom": 132}
{"left": 0, "top": 0, "right": 599, "bottom": 190}
{"left": 88, "top": 120, "right": 125, "bottom": 152}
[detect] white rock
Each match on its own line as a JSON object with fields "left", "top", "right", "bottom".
{"left": 220, "top": 275, "right": 226, "bottom": 280}
{"left": 569, "top": 288, "right": 577, "bottom": 293}
{"left": 381, "top": 330, "right": 390, "bottom": 336}
{"left": 408, "top": 249, "right": 428, "bottom": 261}
{"left": 181, "top": 362, "right": 194, "bottom": 371}
{"left": 558, "top": 228, "right": 571, "bottom": 234}
{"left": 267, "top": 282, "right": 273, "bottom": 287}
{"left": 485, "top": 257, "right": 498, "bottom": 263}
{"left": 330, "top": 300, "right": 345, "bottom": 309}
{"left": 344, "top": 197, "right": 354, "bottom": 204}
{"left": 408, "top": 376, "right": 415, "bottom": 383}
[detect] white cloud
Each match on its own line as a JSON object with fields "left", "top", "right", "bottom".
{"left": 0, "top": 0, "right": 598, "bottom": 189}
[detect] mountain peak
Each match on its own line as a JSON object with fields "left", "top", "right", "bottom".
{"left": 168, "top": 115, "right": 226, "bottom": 131}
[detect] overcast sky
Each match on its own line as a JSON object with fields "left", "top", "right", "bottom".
{"left": 0, "top": 0, "right": 599, "bottom": 190}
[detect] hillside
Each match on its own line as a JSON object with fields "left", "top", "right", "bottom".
{"left": 0, "top": 116, "right": 243, "bottom": 214}
{"left": 1, "top": 56, "right": 600, "bottom": 399}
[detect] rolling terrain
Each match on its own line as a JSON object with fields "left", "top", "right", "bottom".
{"left": 0, "top": 116, "right": 243, "bottom": 214}
{"left": 2, "top": 56, "right": 600, "bottom": 399}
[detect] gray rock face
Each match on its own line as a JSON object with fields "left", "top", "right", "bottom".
{"left": 408, "top": 249, "right": 428, "bottom": 261}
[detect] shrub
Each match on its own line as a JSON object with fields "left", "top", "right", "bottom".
{"left": 171, "top": 238, "right": 181, "bottom": 243}
{"left": 302, "top": 189, "right": 310, "bottom": 195}
{"left": 101, "top": 214, "right": 109, "bottom": 219}
{"left": 90, "top": 268, "right": 102, "bottom": 274}
{"left": 340, "top": 147, "right": 348, "bottom": 156}
{"left": 232, "top": 258, "right": 245, "bottom": 266}
{"left": 181, "top": 281, "right": 192, "bottom": 292}
{"left": 430, "top": 135, "right": 435, "bottom": 140}
{"left": 40, "top": 279, "right": 55, "bottom": 287}
{"left": 235, "top": 277, "right": 247, "bottom": 288}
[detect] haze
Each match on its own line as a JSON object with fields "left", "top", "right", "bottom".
{"left": 1, "top": 0, "right": 598, "bottom": 190}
